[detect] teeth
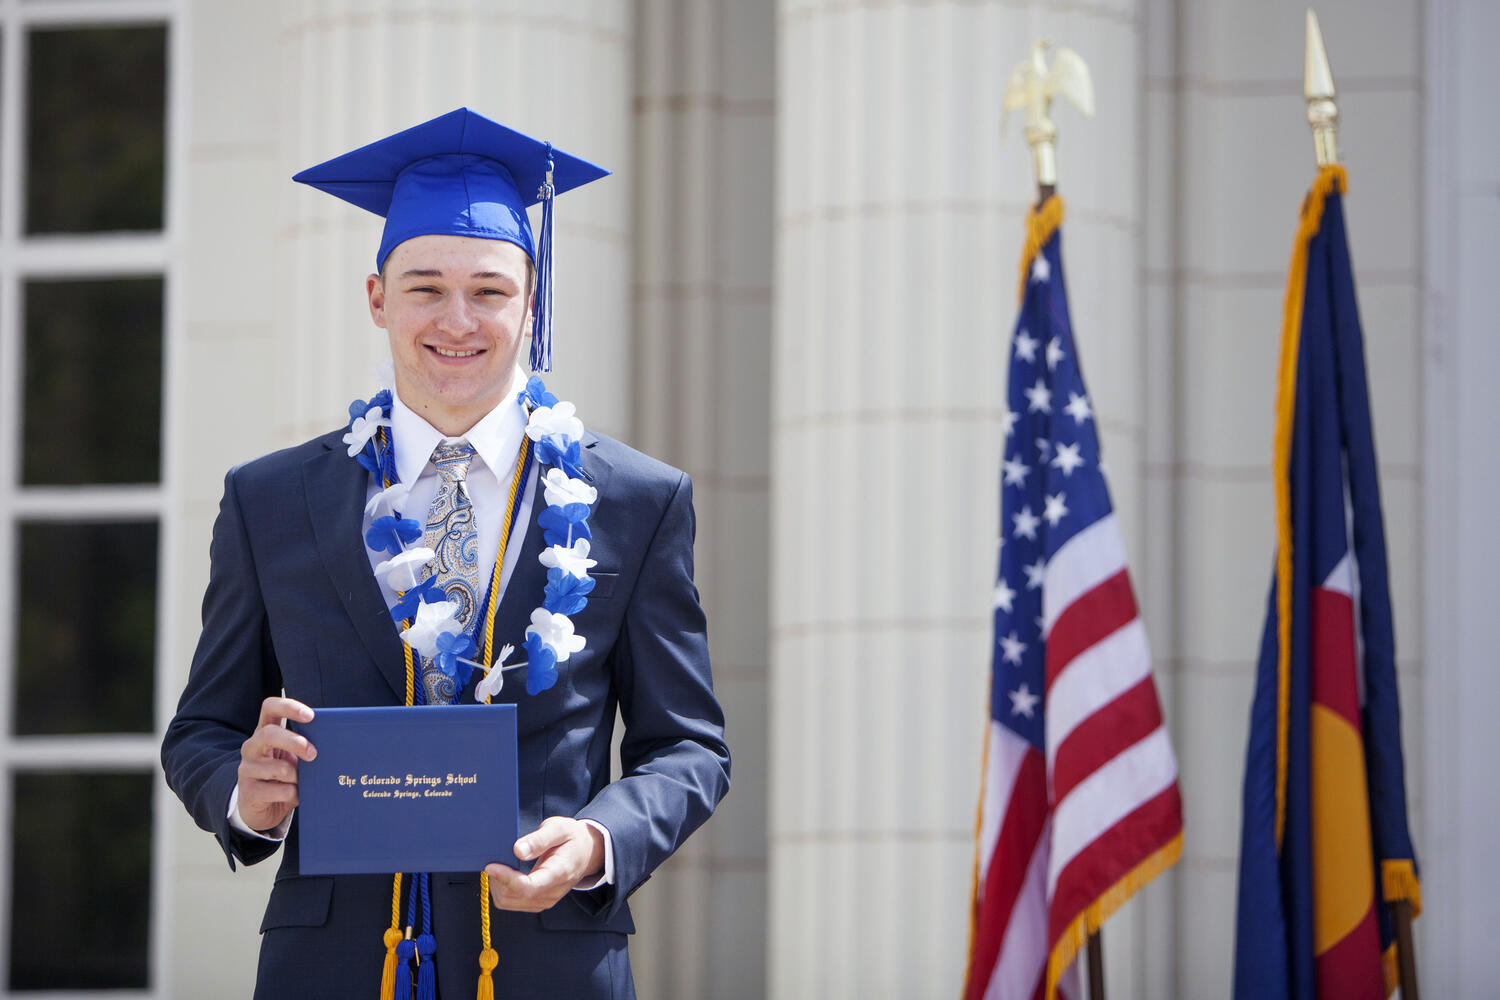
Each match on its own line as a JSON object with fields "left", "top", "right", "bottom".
{"left": 433, "top": 346, "right": 480, "bottom": 358}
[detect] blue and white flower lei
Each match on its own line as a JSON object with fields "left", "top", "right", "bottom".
{"left": 343, "top": 371, "right": 597, "bottom": 700}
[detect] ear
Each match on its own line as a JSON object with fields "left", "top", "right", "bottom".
{"left": 366, "top": 273, "right": 387, "bottom": 328}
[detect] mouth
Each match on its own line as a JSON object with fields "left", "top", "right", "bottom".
{"left": 427, "top": 345, "right": 484, "bottom": 358}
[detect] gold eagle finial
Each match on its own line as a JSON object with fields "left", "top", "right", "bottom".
{"left": 1003, "top": 39, "right": 1095, "bottom": 191}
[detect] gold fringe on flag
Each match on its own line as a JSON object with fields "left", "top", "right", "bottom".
{"left": 1271, "top": 163, "right": 1348, "bottom": 848}
{"left": 962, "top": 718, "right": 993, "bottom": 995}
{"left": 1381, "top": 858, "right": 1422, "bottom": 916}
{"left": 1043, "top": 832, "right": 1183, "bottom": 1000}
{"left": 1017, "top": 196, "right": 1066, "bottom": 303}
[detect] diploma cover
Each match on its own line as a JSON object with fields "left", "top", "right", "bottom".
{"left": 294, "top": 705, "right": 519, "bottom": 875}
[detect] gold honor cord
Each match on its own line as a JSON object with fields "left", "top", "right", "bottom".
{"left": 370, "top": 426, "right": 533, "bottom": 1000}
{"left": 477, "top": 436, "right": 531, "bottom": 999}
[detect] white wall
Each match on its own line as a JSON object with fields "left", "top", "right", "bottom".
{"left": 1420, "top": 0, "right": 1500, "bottom": 993}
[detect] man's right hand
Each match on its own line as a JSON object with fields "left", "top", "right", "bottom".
{"left": 236, "top": 697, "right": 317, "bottom": 834}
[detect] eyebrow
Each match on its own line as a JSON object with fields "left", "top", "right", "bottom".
{"left": 397, "top": 269, "right": 517, "bottom": 281}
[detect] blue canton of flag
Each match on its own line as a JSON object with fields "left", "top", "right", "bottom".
{"left": 991, "top": 240, "right": 1111, "bottom": 748}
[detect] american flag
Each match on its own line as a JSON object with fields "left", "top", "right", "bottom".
{"left": 965, "top": 201, "right": 1184, "bottom": 1000}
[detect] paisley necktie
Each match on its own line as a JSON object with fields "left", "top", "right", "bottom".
{"left": 420, "top": 441, "right": 481, "bottom": 704}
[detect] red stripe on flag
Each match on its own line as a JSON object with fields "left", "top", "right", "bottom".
{"left": 1050, "top": 677, "right": 1166, "bottom": 804}
{"left": 1045, "top": 571, "right": 1137, "bottom": 688}
{"left": 1310, "top": 585, "right": 1361, "bottom": 728}
{"left": 1046, "top": 785, "right": 1184, "bottom": 942}
{"left": 967, "top": 747, "right": 1048, "bottom": 1000}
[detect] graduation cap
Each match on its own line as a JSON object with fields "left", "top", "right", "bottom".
{"left": 293, "top": 107, "right": 609, "bottom": 372}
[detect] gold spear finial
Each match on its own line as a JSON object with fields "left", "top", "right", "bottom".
{"left": 1304, "top": 9, "right": 1339, "bottom": 166}
{"left": 1003, "top": 39, "right": 1095, "bottom": 196}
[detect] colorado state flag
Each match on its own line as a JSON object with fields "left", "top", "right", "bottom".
{"left": 1233, "top": 165, "right": 1421, "bottom": 999}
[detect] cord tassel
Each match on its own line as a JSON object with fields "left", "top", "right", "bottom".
{"left": 416, "top": 932, "right": 438, "bottom": 1000}
{"left": 379, "top": 926, "right": 403, "bottom": 999}
{"left": 529, "top": 144, "right": 556, "bottom": 372}
{"left": 478, "top": 870, "right": 497, "bottom": 999}
{"left": 393, "top": 935, "right": 416, "bottom": 999}
{"left": 476, "top": 946, "right": 498, "bottom": 1000}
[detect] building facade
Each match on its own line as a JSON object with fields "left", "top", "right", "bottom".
{"left": 0, "top": 0, "right": 1494, "bottom": 995}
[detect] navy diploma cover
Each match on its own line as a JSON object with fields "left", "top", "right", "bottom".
{"left": 294, "top": 705, "right": 520, "bottom": 875}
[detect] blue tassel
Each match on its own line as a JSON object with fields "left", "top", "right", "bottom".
{"left": 394, "top": 937, "right": 416, "bottom": 998}
{"left": 529, "top": 144, "right": 556, "bottom": 373}
{"left": 415, "top": 932, "right": 438, "bottom": 1000}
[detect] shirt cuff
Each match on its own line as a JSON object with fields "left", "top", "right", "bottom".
{"left": 227, "top": 785, "right": 292, "bottom": 841}
{"left": 573, "top": 819, "right": 615, "bottom": 890}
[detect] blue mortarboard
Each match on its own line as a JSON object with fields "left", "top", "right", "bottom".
{"left": 293, "top": 108, "right": 609, "bottom": 371}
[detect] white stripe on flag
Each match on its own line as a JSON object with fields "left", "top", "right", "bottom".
{"left": 1321, "top": 549, "right": 1354, "bottom": 597}
{"left": 1044, "top": 619, "right": 1152, "bottom": 772}
{"left": 978, "top": 721, "right": 1031, "bottom": 884}
{"left": 1042, "top": 514, "right": 1128, "bottom": 637}
{"left": 1046, "top": 726, "right": 1179, "bottom": 894}
{"left": 984, "top": 816, "right": 1051, "bottom": 1000}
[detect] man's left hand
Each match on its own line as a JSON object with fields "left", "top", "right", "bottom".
{"left": 485, "top": 816, "right": 605, "bottom": 912}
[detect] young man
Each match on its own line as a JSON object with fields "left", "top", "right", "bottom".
{"left": 162, "top": 108, "right": 729, "bottom": 999}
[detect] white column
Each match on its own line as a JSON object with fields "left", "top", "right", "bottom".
{"left": 169, "top": 1, "right": 632, "bottom": 991}
{"left": 769, "top": 2, "right": 1146, "bottom": 995}
{"left": 629, "top": 2, "right": 775, "bottom": 997}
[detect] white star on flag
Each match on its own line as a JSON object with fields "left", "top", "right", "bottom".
{"left": 1014, "top": 330, "right": 1039, "bottom": 363}
{"left": 1023, "top": 558, "right": 1046, "bottom": 590}
{"left": 1002, "top": 456, "right": 1032, "bottom": 487}
{"left": 1065, "top": 391, "right": 1093, "bottom": 425}
{"left": 1043, "top": 492, "right": 1070, "bottom": 527}
{"left": 993, "top": 579, "right": 1017, "bottom": 613}
{"left": 1046, "top": 337, "right": 1066, "bottom": 371}
{"left": 1001, "top": 408, "right": 1019, "bottom": 439}
{"left": 1012, "top": 505, "right": 1041, "bottom": 541}
{"left": 999, "top": 631, "right": 1028, "bottom": 666}
{"left": 1035, "top": 437, "right": 1052, "bottom": 461}
{"left": 1052, "top": 442, "right": 1085, "bottom": 476}
{"left": 1008, "top": 682, "right": 1040, "bottom": 718}
{"left": 1031, "top": 255, "right": 1051, "bottom": 283}
{"left": 1024, "top": 379, "right": 1052, "bottom": 414}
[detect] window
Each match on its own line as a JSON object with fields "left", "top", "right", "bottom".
{"left": 0, "top": 4, "right": 175, "bottom": 994}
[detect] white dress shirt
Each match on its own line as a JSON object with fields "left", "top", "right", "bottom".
{"left": 229, "top": 367, "right": 614, "bottom": 889}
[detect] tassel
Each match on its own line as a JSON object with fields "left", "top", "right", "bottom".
{"left": 528, "top": 144, "right": 556, "bottom": 373}
{"left": 379, "top": 926, "right": 403, "bottom": 1000}
{"left": 476, "top": 946, "right": 498, "bottom": 1000}
{"left": 394, "top": 935, "right": 417, "bottom": 1000}
{"left": 415, "top": 932, "right": 438, "bottom": 1000}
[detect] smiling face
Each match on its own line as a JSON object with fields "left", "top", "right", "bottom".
{"left": 367, "top": 234, "right": 534, "bottom": 436}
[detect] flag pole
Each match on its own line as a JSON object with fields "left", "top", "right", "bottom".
{"left": 1304, "top": 11, "right": 1421, "bottom": 997}
{"left": 1005, "top": 39, "right": 1107, "bottom": 1000}
{"left": 1086, "top": 930, "right": 1107, "bottom": 1000}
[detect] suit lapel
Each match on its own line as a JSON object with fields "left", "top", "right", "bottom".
{"left": 302, "top": 443, "right": 409, "bottom": 700}
{"left": 469, "top": 433, "right": 614, "bottom": 702}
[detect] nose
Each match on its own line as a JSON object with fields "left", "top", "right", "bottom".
{"left": 436, "top": 294, "right": 479, "bottom": 335}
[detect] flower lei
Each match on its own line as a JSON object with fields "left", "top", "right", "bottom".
{"left": 342, "top": 371, "right": 598, "bottom": 699}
